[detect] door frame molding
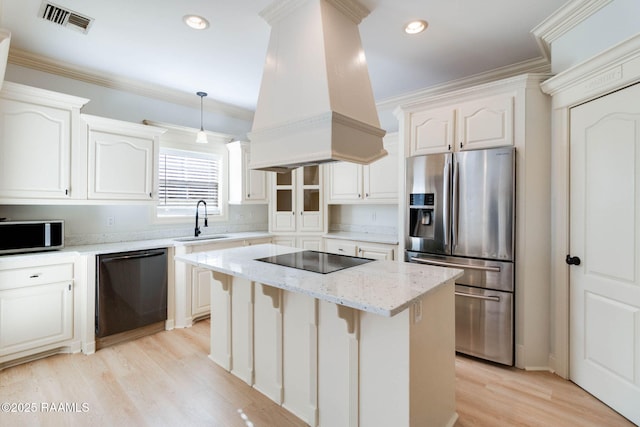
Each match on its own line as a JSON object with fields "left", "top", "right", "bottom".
{"left": 541, "top": 33, "right": 640, "bottom": 378}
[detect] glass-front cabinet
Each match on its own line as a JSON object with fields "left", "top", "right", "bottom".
{"left": 271, "top": 165, "right": 323, "bottom": 233}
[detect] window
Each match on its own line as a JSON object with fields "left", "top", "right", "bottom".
{"left": 157, "top": 148, "right": 222, "bottom": 218}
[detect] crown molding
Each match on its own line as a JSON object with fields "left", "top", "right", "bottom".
{"left": 142, "top": 119, "right": 235, "bottom": 144}
{"left": 7, "top": 47, "right": 255, "bottom": 122}
{"left": 531, "top": 0, "right": 614, "bottom": 61}
{"left": 377, "top": 56, "right": 551, "bottom": 112}
{"left": 540, "top": 32, "right": 640, "bottom": 105}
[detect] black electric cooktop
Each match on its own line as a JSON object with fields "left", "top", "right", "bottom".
{"left": 255, "top": 250, "right": 374, "bottom": 274}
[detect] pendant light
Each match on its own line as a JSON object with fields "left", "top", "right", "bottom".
{"left": 196, "top": 91, "right": 208, "bottom": 144}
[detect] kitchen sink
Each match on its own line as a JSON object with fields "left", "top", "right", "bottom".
{"left": 173, "top": 235, "right": 228, "bottom": 242}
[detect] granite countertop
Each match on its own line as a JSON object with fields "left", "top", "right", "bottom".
{"left": 0, "top": 231, "right": 272, "bottom": 265}
{"left": 175, "top": 244, "right": 462, "bottom": 317}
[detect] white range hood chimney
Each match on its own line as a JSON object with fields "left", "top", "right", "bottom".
{"left": 0, "top": 29, "right": 11, "bottom": 90}
{"left": 248, "top": 0, "right": 386, "bottom": 173}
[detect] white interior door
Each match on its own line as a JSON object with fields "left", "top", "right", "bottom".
{"left": 569, "top": 82, "right": 640, "bottom": 425}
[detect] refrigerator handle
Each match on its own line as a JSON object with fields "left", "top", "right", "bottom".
{"left": 452, "top": 160, "right": 459, "bottom": 248}
{"left": 443, "top": 159, "right": 450, "bottom": 246}
{"left": 410, "top": 257, "right": 501, "bottom": 272}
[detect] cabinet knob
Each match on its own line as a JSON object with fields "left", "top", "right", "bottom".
{"left": 247, "top": 193, "right": 250, "bottom": 198}
{"left": 358, "top": 193, "right": 361, "bottom": 198}
{"left": 365, "top": 193, "right": 369, "bottom": 198}
{"left": 460, "top": 142, "right": 463, "bottom": 149}
{"left": 65, "top": 188, "right": 69, "bottom": 196}
{"left": 149, "top": 192, "right": 153, "bottom": 198}
{"left": 292, "top": 211, "right": 295, "bottom": 215}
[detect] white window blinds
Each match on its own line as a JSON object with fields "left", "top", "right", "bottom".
{"left": 158, "top": 148, "right": 221, "bottom": 215}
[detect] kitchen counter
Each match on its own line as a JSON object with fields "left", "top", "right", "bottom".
{"left": 176, "top": 243, "right": 459, "bottom": 316}
{"left": 323, "top": 231, "right": 399, "bottom": 245}
{"left": 175, "top": 244, "right": 461, "bottom": 426}
{"left": 0, "top": 231, "right": 272, "bottom": 263}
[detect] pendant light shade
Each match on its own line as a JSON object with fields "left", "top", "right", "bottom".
{"left": 196, "top": 91, "right": 208, "bottom": 144}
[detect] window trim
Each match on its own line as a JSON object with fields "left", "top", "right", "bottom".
{"left": 145, "top": 121, "right": 232, "bottom": 224}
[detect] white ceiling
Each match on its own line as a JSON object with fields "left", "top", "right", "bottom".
{"left": 1, "top": 0, "right": 567, "bottom": 113}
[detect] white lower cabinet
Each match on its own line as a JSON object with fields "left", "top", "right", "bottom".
{"left": 209, "top": 278, "right": 455, "bottom": 427}
{"left": 175, "top": 236, "right": 273, "bottom": 328}
{"left": 0, "top": 259, "right": 77, "bottom": 368}
{"left": 273, "top": 235, "right": 323, "bottom": 251}
{"left": 191, "top": 267, "right": 213, "bottom": 320}
{"left": 324, "top": 238, "right": 396, "bottom": 260}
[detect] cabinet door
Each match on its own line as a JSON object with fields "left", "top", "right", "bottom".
{"left": 364, "top": 137, "right": 398, "bottom": 203}
{"left": 409, "top": 106, "right": 455, "bottom": 156}
{"left": 88, "top": 130, "right": 155, "bottom": 200}
{"left": 0, "top": 281, "right": 73, "bottom": 356}
{"left": 272, "top": 170, "right": 297, "bottom": 232}
{"left": 456, "top": 94, "right": 514, "bottom": 150}
{"left": 245, "top": 149, "right": 268, "bottom": 203}
{"left": 0, "top": 99, "right": 71, "bottom": 199}
{"left": 358, "top": 244, "right": 395, "bottom": 260}
{"left": 298, "top": 165, "right": 323, "bottom": 232}
{"left": 298, "top": 236, "right": 323, "bottom": 251}
{"left": 272, "top": 236, "right": 296, "bottom": 247}
{"left": 328, "top": 162, "right": 362, "bottom": 203}
{"left": 191, "top": 267, "right": 212, "bottom": 319}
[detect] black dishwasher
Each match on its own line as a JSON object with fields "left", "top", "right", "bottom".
{"left": 96, "top": 248, "right": 168, "bottom": 348}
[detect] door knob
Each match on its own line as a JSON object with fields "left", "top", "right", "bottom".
{"left": 565, "top": 254, "right": 581, "bottom": 266}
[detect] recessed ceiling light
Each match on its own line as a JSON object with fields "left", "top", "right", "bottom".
{"left": 183, "top": 15, "right": 209, "bottom": 30}
{"left": 404, "top": 20, "right": 428, "bottom": 35}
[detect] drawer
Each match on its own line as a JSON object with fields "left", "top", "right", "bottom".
{"left": 324, "top": 240, "right": 357, "bottom": 256}
{"left": 0, "top": 263, "right": 73, "bottom": 291}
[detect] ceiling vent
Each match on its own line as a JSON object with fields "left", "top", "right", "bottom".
{"left": 38, "top": 2, "right": 93, "bottom": 34}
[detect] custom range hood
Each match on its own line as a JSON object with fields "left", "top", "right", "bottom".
{"left": 248, "top": 0, "right": 386, "bottom": 173}
{"left": 0, "top": 29, "right": 11, "bottom": 90}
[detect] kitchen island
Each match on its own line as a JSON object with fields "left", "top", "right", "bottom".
{"left": 175, "top": 244, "right": 462, "bottom": 427}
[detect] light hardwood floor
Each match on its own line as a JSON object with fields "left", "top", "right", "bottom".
{"left": 0, "top": 320, "right": 634, "bottom": 427}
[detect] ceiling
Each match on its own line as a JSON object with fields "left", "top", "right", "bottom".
{"left": 1, "top": 0, "right": 567, "bottom": 114}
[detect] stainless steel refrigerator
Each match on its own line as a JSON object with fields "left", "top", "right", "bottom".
{"left": 405, "top": 146, "right": 515, "bottom": 365}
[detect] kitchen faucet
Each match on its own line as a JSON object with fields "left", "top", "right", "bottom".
{"left": 195, "top": 199, "right": 208, "bottom": 237}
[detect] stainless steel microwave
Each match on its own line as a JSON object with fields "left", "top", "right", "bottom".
{"left": 0, "top": 220, "right": 64, "bottom": 255}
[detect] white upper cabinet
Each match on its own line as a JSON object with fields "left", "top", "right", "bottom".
{"left": 83, "top": 114, "right": 166, "bottom": 201}
{"left": 456, "top": 93, "right": 514, "bottom": 151}
{"left": 270, "top": 165, "right": 324, "bottom": 233}
{"left": 408, "top": 93, "right": 514, "bottom": 156}
{"left": 409, "top": 106, "right": 455, "bottom": 155}
{"left": 328, "top": 133, "right": 398, "bottom": 204}
{"left": 0, "top": 82, "right": 89, "bottom": 201}
{"left": 228, "top": 141, "right": 268, "bottom": 204}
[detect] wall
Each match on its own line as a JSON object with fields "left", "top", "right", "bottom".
{"left": 1, "top": 63, "right": 267, "bottom": 245}
{"left": 4, "top": 64, "right": 253, "bottom": 140}
{"left": 0, "top": 204, "right": 268, "bottom": 246}
{"left": 551, "top": 0, "right": 640, "bottom": 74}
{"left": 328, "top": 204, "right": 397, "bottom": 237}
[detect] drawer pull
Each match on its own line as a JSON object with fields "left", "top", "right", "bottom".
{"left": 30, "top": 273, "right": 42, "bottom": 279}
